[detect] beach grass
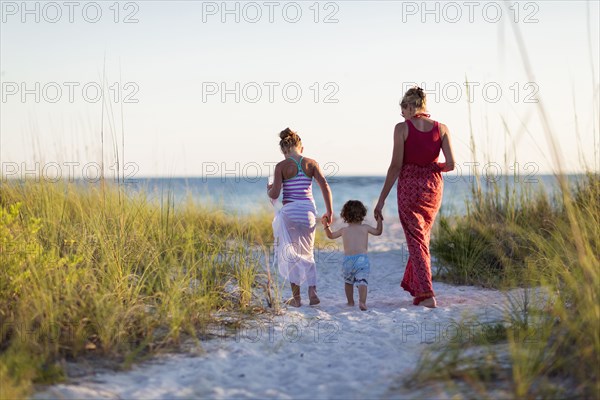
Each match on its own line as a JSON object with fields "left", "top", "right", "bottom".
{"left": 0, "top": 179, "right": 279, "bottom": 396}
{"left": 422, "top": 75, "right": 599, "bottom": 395}
{"left": 415, "top": 172, "right": 599, "bottom": 397}
{"left": 413, "top": 10, "right": 600, "bottom": 393}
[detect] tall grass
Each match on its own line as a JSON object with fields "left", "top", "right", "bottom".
{"left": 432, "top": 178, "right": 559, "bottom": 288}
{"left": 411, "top": 2, "right": 599, "bottom": 393}
{"left": 413, "top": 173, "right": 599, "bottom": 397}
{"left": 0, "top": 179, "right": 275, "bottom": 396}
{"left": 417, "top": 1, "right": 600, "bottom": 392}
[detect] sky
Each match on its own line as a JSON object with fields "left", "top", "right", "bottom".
{"left": 1, "top": 0, "right": 599, "bottom": 180}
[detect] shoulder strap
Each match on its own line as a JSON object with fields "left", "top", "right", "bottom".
{"left": 297, "top": 156, "right": 307, "bottom": 176}
{"left": 287, "top": 157, "right": 304, "bottom": 176}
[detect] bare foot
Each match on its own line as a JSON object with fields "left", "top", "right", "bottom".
{"left": 308, "top": 286, "right": 320, "bottom": 305}
{"left": 358, "top": 286, "right": 368, "bottom": 311}
{"left": 286, "top": 283, "right": 301, "bottom": 307}
{"left": 344, "top": 283, "right": 354, "bottom": 307}
{"left": 284, "top": 297, "right": 301, "bottom": 307}
{"left": 420, "top": 297, "right": 437, "bottom": 308}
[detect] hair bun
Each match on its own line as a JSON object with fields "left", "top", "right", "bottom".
{"left": 278, "top": 127, "right": 302, "bottom": 152}
{"left": 400, "top": 86, "right": 428, "bottom": 110}
{"left": 280, "top": 127, "right": 294, "bottom": 140}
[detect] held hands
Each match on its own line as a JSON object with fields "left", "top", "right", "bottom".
{"left": 321, "top": 211, "right": 333, "bottom": 227}
{"left": 374, "top": 200, "right": 384, "bottom": 221}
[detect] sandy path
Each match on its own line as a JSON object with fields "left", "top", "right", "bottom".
{"left": 34, "top": 236, "right": 511, "bottom": 399}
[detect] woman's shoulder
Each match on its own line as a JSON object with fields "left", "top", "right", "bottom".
{"left": 394, "top": 122, "right": 409, "bottom": 140}
{"left": 436, "top": 122, "right": 449, "bottom": 138}
{"left": 395, "top": 121, "right": 410, "bottom": 131}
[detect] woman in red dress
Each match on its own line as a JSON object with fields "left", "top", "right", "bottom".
{"left": 374, "top": 87, "right": 456, "bottom": 308}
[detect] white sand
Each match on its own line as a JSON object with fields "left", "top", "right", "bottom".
{"left": 34, "top": 223, "right": 516, "bottom": 399}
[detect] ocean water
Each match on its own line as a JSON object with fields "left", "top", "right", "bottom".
{"left": 125, "top": 174, "right": 570, "bottom": 220}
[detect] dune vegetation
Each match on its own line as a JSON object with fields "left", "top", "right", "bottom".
{"left": 413, "top": 171, "right": 599, "bottom": 398}
{"left": 0, "top": 179, "right": 279, "bottom": 397}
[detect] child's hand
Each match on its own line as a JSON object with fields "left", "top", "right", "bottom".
{"left": 374, "top": 201, "right": 384, "bottom": 221}
{"left": 321, "top": 216, "right": 329, "bottom": 226}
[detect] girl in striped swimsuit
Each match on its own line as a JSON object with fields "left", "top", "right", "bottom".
{"left": 268, "top": 128, "right": 334, "bottom": 307}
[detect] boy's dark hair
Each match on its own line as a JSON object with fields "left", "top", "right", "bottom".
{"left": 341, "top": 200, "right": 367, "bottom": 224}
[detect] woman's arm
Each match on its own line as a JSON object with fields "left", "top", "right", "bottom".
{"left": 267, "top": 163, "right": 283, "bottom": 199}
{"left": 374, "top": 123, "right": 405, "bottom": 220}
{"left": 313, "top": 162, "right": 334, "bottom": 224}
{"left": 438, "top": 124, "right": 455, "bottom": 172}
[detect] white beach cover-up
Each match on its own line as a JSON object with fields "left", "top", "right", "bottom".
{"left": 272, "top": 199, "right": 318, "bottom": 286}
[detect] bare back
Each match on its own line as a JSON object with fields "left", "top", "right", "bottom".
{"left": 280, "top": 157, "right": 316, "bottom": 180}
{"left": 341, "top": 224, "right": 375, "bottom": 255}
{"left": 406, "top": 117, "right": 435, "bottom": 134}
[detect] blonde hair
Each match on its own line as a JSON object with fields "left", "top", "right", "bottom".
{"left": 279, "top": 127, "right": 302, "bottom": 152}
{"left": 400, "top": 86, "right": 427, "bottom": 110}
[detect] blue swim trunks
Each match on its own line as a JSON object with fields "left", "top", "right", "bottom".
{"left": 342, "top": 254, "right": 370, "bottom": 286}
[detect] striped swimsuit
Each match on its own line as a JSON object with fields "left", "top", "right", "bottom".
{"left": 282, "top": 156, "right": 314, "bottom": 203}
{"left": 273, "top": 156, "right": 318, "bottom": 286}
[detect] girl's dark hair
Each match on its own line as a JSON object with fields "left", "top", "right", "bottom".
{"left": 341, "top": 200, "right": 367, "bottom": 224}
{"left": 279, "top": 127, "right": 302, "bottom": 152}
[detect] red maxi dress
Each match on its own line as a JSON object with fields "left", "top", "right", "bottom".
{"left": 398, "top": 119, "right": 443, "bottom": 305}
